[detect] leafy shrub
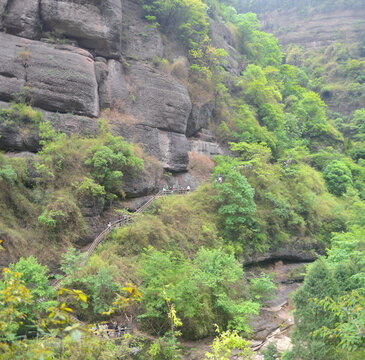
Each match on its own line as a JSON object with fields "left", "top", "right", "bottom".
{"left": 212, "top": 156, "right": 256, "bottom": 242}
{"left": 324, "top": 160, "right": 353, "bottom": 196}
{"left": 141, "top": 0, "right": 209, "bottom": 49}
{"left": 0, "top": 164, "right": 17, "bottom": 184}
{"left": 38, "top": 209, "right": 65, "bottom": 229}
{"left": 138, "top": 247, "right": 267, "bottom": 339}
{"left": 85, "top": 134, "right": 144, "bottom": 198}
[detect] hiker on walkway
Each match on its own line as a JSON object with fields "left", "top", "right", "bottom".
{"left": 187, "top": 185, "right": 190, "bottom": 192}
{"left": 107, "top": 222, "right": 111, "bottom": 230}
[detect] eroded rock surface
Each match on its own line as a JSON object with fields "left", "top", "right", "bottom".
{"left": 0, "top": 1, "right": 222, "bottom": 174}
{"left": 122, "top": 125, "right": 190, "bottom": 172}
{"left": 186, "top": 100, "right": 215, "bottom": 137}
{"left": 100, "top": 61, "right": 192, "bottom": 135}
{"left": 261, "top": 9, "right": 365, "bottom": 49}
{"left": 41, "top": 0, "right": 122, "bottom": 58}
{"left": 2, "top": 0, "right": 41, "bottom": 39}
{"left": 0, "top": 32, "right": 99, "bottom": 117}
{"left": 210, "top": 18, "right": 244, "bottom": 76}
{"left": 122, "top": 0, "right": 163, "bottom": 61}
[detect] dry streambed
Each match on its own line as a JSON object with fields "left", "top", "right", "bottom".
{"left": 180, "top": 260, "right": 310, "bottom": 359}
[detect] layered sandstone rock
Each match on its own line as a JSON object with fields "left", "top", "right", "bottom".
{"left": 0, "top": 32, "right": 99, "bottom": 116}
{"left": 0, "top": 0, "right": 222, "bottom": 174}
{"left": 40, "top": 0, "right": 122, "bottom": 58}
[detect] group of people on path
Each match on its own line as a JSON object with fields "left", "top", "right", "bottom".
{"left": 162, "top": 185, "right": 190, "bottom": 194}
{"left": 106, "top": 185, "right": 191, "bottom": 230}
{"left": 92, "top": 321, "right": 130, "bottom": 338}
{"left": 107, "top": 214, "right": 130, "bottom": 230}
{"left": 213, "top": 175, "right": 223, "bottom": 183}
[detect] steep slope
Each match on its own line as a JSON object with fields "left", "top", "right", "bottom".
{"left": 0, "top": 0, "right": 222, "bottom": 173}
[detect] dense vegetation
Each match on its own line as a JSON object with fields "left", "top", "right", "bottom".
{"left": 0, "top": 0, "right": 364, "bottom": 359}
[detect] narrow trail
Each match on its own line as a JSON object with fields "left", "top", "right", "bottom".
{"left": 49, "top": 189, "right": 189, "bottom": 338}
{"left": 51, "top": 190, "right": 167, "bottom": 290}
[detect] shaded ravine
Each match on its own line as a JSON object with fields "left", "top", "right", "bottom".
{"left": 247, "top": 259, "right": 313, "bottom": 358}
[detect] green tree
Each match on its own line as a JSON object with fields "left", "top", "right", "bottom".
{"left": 287, "top": 259, "right": 340, "bottom": 360}
{"left": 138, "top": 247, "right": 266, "bottom": 339}
{"left": 205, "top": 327, "right": 253, "bottom": 360}
{"left": 85, "top": 134, "right": 143, "bottom": 198}
{"left": 286, "top": 226, "right": 365, "bottom": 360}
{"left": 87, "top": 266, "right": 119, "bottom": 315}
{"left": 8, "top": 256, "right": 54, "bottom": 305}
{"left": 323, "top": 160, "right": 353, "bottom": 196}
{"left": 0, "top": 164, "right": 17, "bottom": 184}
{"left": 212, "top": 156, "right": 256, "bottom": 242}
{"left": 141, "top": 0, "right": 209, "bottom": 49}
{"left": 349, "top": 108, "right": 365, "bottom": 142}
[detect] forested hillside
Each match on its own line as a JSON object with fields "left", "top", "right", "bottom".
{"left": 0, "top": 0, "right": 364, "bottom": 359}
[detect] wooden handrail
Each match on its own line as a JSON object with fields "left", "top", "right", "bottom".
{"left": 40, "top": 189, "right": 190, "bottom": 336}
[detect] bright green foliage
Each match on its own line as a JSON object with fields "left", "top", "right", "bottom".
{"left": 193, "top": 248, "right": 261, "bottom": 333}
{"left": 0, "top": 103, "right": 60, "bottom": 149}
{"left": 324, "top": 160, "right": 353, "bottom": 196}
{"left": 349, "top": 108, "right": 365, "bottom": 142}
{"left": 313, "top": 290, "right": 364, "bottom": 353}
{"left": 287, "top": 226, "right": 365, "bottom": 360}
{"left": 0, "top": 266, "right": 128, "bottom": 359}
{"left": 240, "top": 65, "right": 282, "bottom": 108}
{"left": 220, "top": 7, "right": 282, "bottom": 66}
{"left": 189, "top": 35, "right": 228, "bottom": 81}
{"left": 138, "top": 247, "right": 267, "bottom": 339}
{"left": 148, "top": 291, "right": 183, "bottom": 359}
{"left": 0, "top": 164, "right": 17, "bottom": 184}
{"left": 8, "top": 257, "right": 54, "bottom": 305}
{"left": 60, "top": 247, "right": 88, "bottom": 280}
{"left": 85, "top": 133, "right": 144, "bottom": 198}
{"left": 262, "top": 342, "right": 279, "bottom": 360}
{"left": 0, "top": 268, "right": 32, "bottom": 343}
{"left": 293, "top": 91, "right": 330, "bottom": 138}
{"left": 287, "top": 259, "right": 340, "bottom": 360}
{"left": 0, "top": 103, "right": 42, "bottom": 127}
{"left": 4, "top": 258, "right": 55, "bottom": 338}
{"left": 279, "top": 64, "right": 306, "bottom": 98}
{"left": 76, "top": 177, "right": 106, "bottom": 202}
{"left": 38, "top": 208, "right": 65, "bottom": 229}
{"left": 212, "top": 156, "right": 256, "bottom": 242}
{"left": 205, "top": 327, "right": 253, "bottom": 360}
{"left": 148, "top": 336, "right": 182, "bottom": 360}
{"left": 86, "top": 266, "right": 119, "bottom": 314}
{"left": 138, "top": 248, "right": 206, "bottom": 338}
{"left": 249, "top": 273, "right": 276, "bottom": 301}
{"left": 141, "top": 0, "right": 209, "bottom": 49}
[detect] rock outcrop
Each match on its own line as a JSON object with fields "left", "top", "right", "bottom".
{"left": 186, "top": 100, "right": 215, "bottom": 137}
{"left": 41, "top": 0, "right": 122, "bottom": 58}
{"left": 99, "top": 60, "right": 192, "bottom": 135}
{"left": 121, "top": 0, "right": 163, "bottom": 61}
{"left": 209, "top": 18, "right": 244, "bottom": 76}
{"left": 0, "top": 32, "right": 99, "bottom": 117}
{"left": 2, "top": 0, "right": 41, "bottom": 39}
{"left": 260, "top": 9, "right": 365, "bottom": 49}
{"left": 121, "top": 125, "right": 190, "bottom": 172}
{"left": 0, "top": 0, "right": 222, "bottom": 174}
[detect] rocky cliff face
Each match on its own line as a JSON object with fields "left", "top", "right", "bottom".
{"left": 0, "top": 0, "right": 223, "bottom": 177}
{"left": 260, "top": 8, "right": 365, "bottom": 49}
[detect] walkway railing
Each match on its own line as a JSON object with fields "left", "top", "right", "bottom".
{"left": 48, "top": 188, "right": 190, "bottom": 334}
{"left": 51, "top": 189, "right": 190, "bottom": 290}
